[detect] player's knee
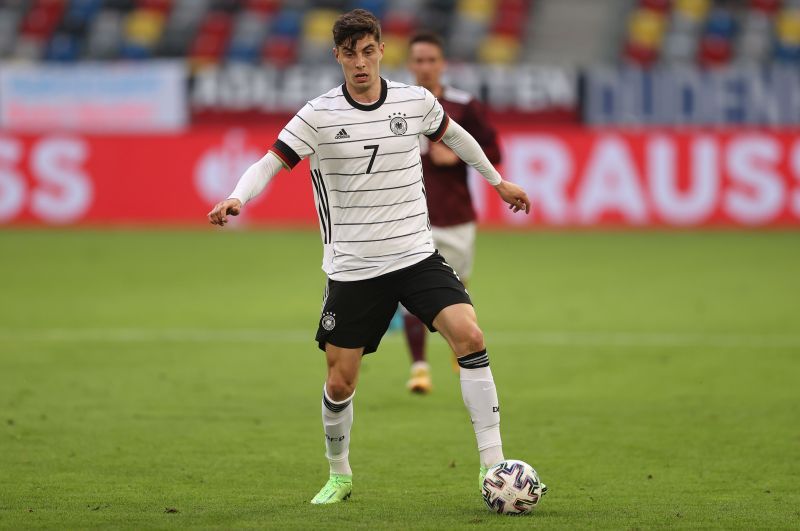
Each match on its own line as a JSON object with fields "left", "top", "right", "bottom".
{"left": 457, "top": 324, "right": 485, "bottom": 355}
{"left": 326, "top": 376, "right": 356, "bottom": 401}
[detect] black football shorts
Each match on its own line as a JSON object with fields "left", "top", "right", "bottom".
{"left": 315, "top": 251, "right": 472, "bottom": 354}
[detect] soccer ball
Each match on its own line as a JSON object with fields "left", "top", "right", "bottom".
{"left": 481, "top": 460, "right": 545, "bottom": 515}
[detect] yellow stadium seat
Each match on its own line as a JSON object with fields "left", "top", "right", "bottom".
{"left": 628, "top": 8, "right": 666, "bottom": 49}
{"left": 458, "top": 0, "right": 497, "bottom": 22}
{"left": 304, "top": 9, "right": 340, "bottom": 46}
{"left": 674, "top": 0, "right": 711, "bottom": 22}
{"left": 478, "top": 34, "right": 520, "bottom": 64}
{"left": 381, "top": 35, "right": 408, "bottom": 68}
{"left": 125, "top": 9, "right": 165, "bottom": 47}
{"left": 776, "top": 10, "right": 800, "bottom": 45}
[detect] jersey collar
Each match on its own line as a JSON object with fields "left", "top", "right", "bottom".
{"left": 342, "top": 77, "right": 387, "bottom": 111}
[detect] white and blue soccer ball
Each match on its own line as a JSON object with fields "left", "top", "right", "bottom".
{"left": 481, "top": 459, "right": 545, "bottom": 515}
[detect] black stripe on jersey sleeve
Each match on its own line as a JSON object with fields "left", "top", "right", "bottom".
{"left": 425, "top": 112, "right": 450, "bottom": 142}
{"left": 271, "top": 139, "right": 301, "bottom": 169}
{"left": 284, "top": 128, "right": 316, "bottom": 154}
{"left": 296, "top": 113, "right": 318, "bottom": 132}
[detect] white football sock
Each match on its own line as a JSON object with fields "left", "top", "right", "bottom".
{"left": 321, "top": 385, "right": 354, "bottom": 476}
{"left": 458, "top": 350, "right": 505, "bottom": 468}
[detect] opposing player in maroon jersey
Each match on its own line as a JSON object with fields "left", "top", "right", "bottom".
{"left": 404, "top": 32, "right": 502, "bottom": 393}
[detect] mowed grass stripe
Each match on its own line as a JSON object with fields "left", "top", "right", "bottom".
{"left": 3, "top": 328, "right": 800, "bottom": 349}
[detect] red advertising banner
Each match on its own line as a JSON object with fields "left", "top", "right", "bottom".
{"left": 1, "top": 125, "right": 799, "bottom": 227}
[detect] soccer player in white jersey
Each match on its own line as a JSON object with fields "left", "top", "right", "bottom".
{"left": 208, "top": 9, "right": 545, "bottom": 505}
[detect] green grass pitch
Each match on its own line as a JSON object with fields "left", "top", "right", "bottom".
{"left": 1, "top": 229, "right": 799, "bottom": 529}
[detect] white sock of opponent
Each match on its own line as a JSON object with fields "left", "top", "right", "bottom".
{"left": 321, "top": 385, "right": 354, "bottom": 476}
{"left": 458, "top": 350, "right": 505, "bottom": 468}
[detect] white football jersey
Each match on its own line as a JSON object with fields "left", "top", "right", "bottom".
{"left": 271, "top": 78, "right": 450, "bottom": 281}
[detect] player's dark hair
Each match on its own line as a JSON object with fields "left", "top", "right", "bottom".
{"left": 409, "top": 31, "right": 445, "bottom": 52}
{"left": 333, "top": 9, "right": 381, "bottom": 49}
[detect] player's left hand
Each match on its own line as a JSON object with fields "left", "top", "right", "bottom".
{"left": 494, "top": 180, "right": 531, "bottom": 214}
{"left": 207, "top": 198, "right": 242, "bottom": 226}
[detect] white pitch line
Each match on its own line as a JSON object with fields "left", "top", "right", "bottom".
{"left": 0, "top": 328, "right": 799, "bottom": 349}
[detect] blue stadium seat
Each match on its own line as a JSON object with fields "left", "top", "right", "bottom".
{"left": 45, "top": 32, "right": 81, "bottom": 61}
{"left": 704, "top": 9, "right": 737, "bottom": 39}
{"left": 774, "top": 41, "right": 800, "bottom": 62}
{"left": 120, "top": 41, "right": 154, "bottom": 59}
{"left": 271, "top": 9, "right": 302, "bottom": 37}
{"left": 348, "top": 0, "right": 387, "bottom": 20}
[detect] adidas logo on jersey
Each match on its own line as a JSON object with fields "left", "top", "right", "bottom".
{"left": 334, "top": 129, "right": 350, "bottom": 139}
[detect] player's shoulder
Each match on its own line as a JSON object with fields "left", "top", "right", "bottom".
{"left": 442, "top": 86, "right": 474, "bottom": 105}
{"left": 306, "top": 85, "right": 346, "bottom": 111}
{"left": 385, "top": 79, "right": 430, "bottom": 100}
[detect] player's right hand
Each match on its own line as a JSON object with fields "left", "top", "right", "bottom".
{"left": 207, "top": 198, "right": 242, "bottom": 226}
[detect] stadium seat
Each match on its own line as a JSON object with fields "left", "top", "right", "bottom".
{"left": 303, "top": 8, "right": 339, "bottom": 46}
{"left": 662, "top": 30, "right": 697, "bottom": 64}
{"left": 380, "top": 33, "right": 408, "bottom": 67}
{"left": 227, "top": 9, "right": 269, "bottom": 63}
{"left": 85, "top": 9, "right": 123, "bottom": 59}
{"left": 776, "top": 9, "right": 800, "bottom": 46}
{"left": 749, "top": 0, "right": 781, "bottom": 14}
{"left": 478, "top": 33, "right": 519, "bottom": 63}
{"left": 382, "top": 9, "right": 415, "bottom": 36}
{"left": 627, "top": 8, "right": 667, "bottom": 50}
{"left": 458, "top": 0, "right": 496, "bottom": 22}
{"left": 698, "top": 34, "right": 733, "bottom": 66}
{"left": 639, "top": 0, "right": 671, "bottom": 14}
{"left": 674, "top": 0, "right": 710, "bottom": 22}
{"left": 19, "top": 1, "right": 66, "bottom": 40}
{"left": 0, "top": 8, "right": 23, "bottom": 57}
{"left": 624, "top": 39, "right": 659, "bottom": 66}
{"left": 124, "top": 9, "right": 166, "bottom": 47}
{"left": 271, "top": 9, "right": 302, "bottom": 37}
{"left": 245, "top": 0, "right": 281, "bottom": 15}
{"left": 704, "top": 9, "right": 737, "bottom": 39}
{"left": 45, "top": 31, "right": 80, "bottom": 61}
{"left": 348, "top": 0, "right": 387, "bottom": 20}
{"left": 262, "top": 35, "right": 297, "bottom": 67}
{"left": 190, "top": 11, "right": 232, "bottom": 65}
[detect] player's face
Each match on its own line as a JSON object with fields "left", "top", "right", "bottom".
{"left": 408, "top": 42, "right": 445, "bottom": 91}
{"left": 334, "top": 36, "right": 384, "bottom": 92}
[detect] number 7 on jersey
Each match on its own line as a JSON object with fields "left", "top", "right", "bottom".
{"left": 364, "top": 145, "right": 379, "bottom": 174}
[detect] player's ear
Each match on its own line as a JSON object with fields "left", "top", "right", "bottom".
{"left": 333, "top": 46, "right": 340, "bottom": 63}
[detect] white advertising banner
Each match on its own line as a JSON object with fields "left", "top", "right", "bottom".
{"left": 0, "top": 61, "right": 187, "bottom": 132}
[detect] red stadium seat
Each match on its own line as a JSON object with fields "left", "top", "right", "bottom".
{"left": 624, "top": 40, "right": 660, "bottom": 66}
{"left": 19, "top": 0, "right": 66, "bottom": 40}
{"left": 698, "top": 35, "right": 732, "bottom": 66}
{"left": 136, "top": 0, "right": 173, "bottom": 14}
{"left": 639, "top": 0, "right": 672, "bottom": 13}
{"left": 190, "top": 12, "right": 233, "bottom": 63}
{"left": 749, "top": 0, "right": 781, "bottom": 14}
{"left": 246, "top": 0, "right": 281, "bottom": 15}
{"left": 262, "top": 36, "right": 297, "bottom": 67}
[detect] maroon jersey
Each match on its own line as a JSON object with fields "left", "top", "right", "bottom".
{"left": 422, "top": 86, "right": 501, "bottom": 227}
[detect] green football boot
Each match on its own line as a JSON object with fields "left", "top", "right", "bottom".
{"left": 310, "top": 473, "right": 352, "bottom": 504}
{"left": 479, "top": 466, "right": 489, "bottom": 493}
